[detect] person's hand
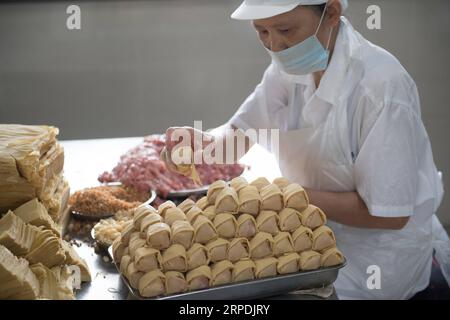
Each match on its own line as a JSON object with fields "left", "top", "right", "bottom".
{"left": 161, "top": 126, "right": 213, "bottom": 174}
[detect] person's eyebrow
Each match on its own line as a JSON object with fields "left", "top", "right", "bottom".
{"left": 271, "top": 21, "right": 295, "bottom": 29}
{"left": 253, "top": 22, "right": 293, "bottom": 31}
{"left": 253, "top": 22, "right": 265, "bottom": 30}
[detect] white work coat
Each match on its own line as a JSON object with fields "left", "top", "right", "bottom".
{"left": 228, "top": 16, "right": 444, "bottom": 299}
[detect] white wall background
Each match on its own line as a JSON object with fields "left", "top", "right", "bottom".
{"left": 0, "top": 0, "right": 449, "bottom": 226}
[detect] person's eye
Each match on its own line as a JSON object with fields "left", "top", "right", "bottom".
{"left": 280, "top": 29, "right": 291, "bottom": 34}
{"left": 258, "top": 30, "right": 269, "bottom": 37}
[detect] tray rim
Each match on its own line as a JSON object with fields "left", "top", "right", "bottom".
{"left": 107, "top": 246, "right": 346, "bottom": 300}
{"left": 166, "top": 185, "right": 210, "bottom": 198}
{"left": 111, "top": 168, "right": 248, "bottom": 199}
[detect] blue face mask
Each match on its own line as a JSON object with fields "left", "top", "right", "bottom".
{"left": 266, "top": 7, "right": 333, "bottom": 76}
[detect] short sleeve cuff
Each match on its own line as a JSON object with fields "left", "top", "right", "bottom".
{"left": 228, "top": 115, "right": 253, "bottom": 132}
{"left": 365, "top": 203, "right": 414, "bottom": 218}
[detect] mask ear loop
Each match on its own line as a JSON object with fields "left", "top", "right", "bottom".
{"left": 314, "top": 2, "right": 329, "bottom": 36}
{"left": 314, "top": 3, "right": 333, "bottom": 51}
{"left": 325, "top": 27, "right": 333, "bottom": 50}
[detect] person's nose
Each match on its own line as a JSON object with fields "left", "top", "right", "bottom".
{"left": 267, "top": 34, "right": 288, "bottom": 52}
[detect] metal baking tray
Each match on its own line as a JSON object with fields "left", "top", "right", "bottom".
{"left": 108, "top": 247, "right": 345, "bottom": 300}
{"left": 167, "top": 168, "right": 250, "bottom": 199}
{"left": 167, "top": 185, "right": 210, "bottom": 199}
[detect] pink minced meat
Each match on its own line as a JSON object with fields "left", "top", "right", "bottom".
{"left": 98, "top": 135, "right": 245, "bottom": 197}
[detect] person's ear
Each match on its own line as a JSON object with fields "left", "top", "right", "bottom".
{"left": 325, "top": 0, "right": 342, "bottom": 28}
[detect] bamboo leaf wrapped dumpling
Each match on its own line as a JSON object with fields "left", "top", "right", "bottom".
{"left": 233, "top": 259, "right": 256, "bottom": 282}
{"left": 138, "top": 270, "right": 166, "bottom": 298}
{"left": 260, "top": 184, "right": 284, "bottom": 211}
{"left": 277, "top": 253, "right": 300, "bottom": 274}
{"left": 171, "top": 220, "right": 194, "bottom": 250}
{"left": 196, "top": 196, "right": 209, "bottom": 210}
{"left": 312, "top": 226, "right": 336, "bottom": 252}
{"left": 250, "top": 177, "right": 270, "bottom": 191}
{"left": 238, "top": 185, "right": 261, "bottom": 216}
{"left": 227, "top": 238, "right": 250, "bottom": 262}
{"left": 283, "top": 183, "right": 309, "bottom": 212}
{"left": 320, "top": 247, "right": 344, "bottom": 267}
{"left": 126, "top": 262, "right": 144, "bottom": 289}
{"left": 112, "top": 237, "right": 125, "bottom": 263}
{"left": 146, "top": 222, "right": 171, "bottom": 250}
{"left": 278, "top": 208, "right": 301, "bottom": 232}
{"left": 272, "top": 177, "right": 290, "bottom": 190}
{"left": 165, "top": 271, "right": 188, "bottom": 295}
{"left": 211, "top": 260, "right": 234, "bottom": 286}
{"left": 273, "top": 232, "right": 294, "bottom": 257}
{"left": 128, "top": 230, "right": 144, "bottom": 251}
{"left": 186, "top": 206, "right": 203, "bottom": 224}
{"left": 164, "top": 207, "right": 187, "bottom": 227}
{"left": 135, "top": 247, "right": 162, "bottom": 272}
{"left": 256, "top": 210, "right": 279, "bottom": 235}
{"left": 292, "top": 226, "right": 313, "bottom": 252}
{"left": 162, "top": 244, "right": 187, "bottom": 272}
{"left": 193, "top": 215, "right": 218, "bottom": 244}
{"left": 129, "top": 237, "right": 146, "bottom": 260}
{"left": 169, "top": 146, "right": 202, "bottom": 186}
{"left": 158, "top": 200, "right": 176, "bottom": 219}
{"left": 249, "top": 232, "right": 274, "bottom": 259}
{"left": 207, "top": 180, "right": 228, "bottom": 205}
{"left": 129, "top": 230, "right": 141, "bottom": 244}
{"left": 254, "top": 257, "right": 278, "bottom": 279}
{"left": 236, "top": 214, "right": 257, "bottom": 238}
{"left": 119, "top": 255, "right": 132, "bottom": 275}
{"left": 213, "top": 213, "right": 237, "bottom": 239}
{"left": 120, "top": 221, "right": 135, "bottom": 246}
{"left": 206, "top": 238, "right": 229, "bottom": 263}
{"left": 178, "top": 198, "right": 196, "bottom": 213}
{"left": 299, "top": 251, "right": 321, "bottom": 271}
{"left": 300, "top": 205, "right": 327, "bottom": 230}
{"left": 140, "top": 213, "right": 163, "bottom": 236}
{"left": 203, "top": 205, "right": 216, "bottom": 221}
{"left": 187, "top": 243, "right": 210, "bottom": 270}
{"left": 186, "top": 265, "right": 212, "bottom": 291}
{"left": 133, "top": 206, "right": 157, "bottom": 231}
{"left": 230, "top": 176, "right": 248, "bottom": 192}
{"left": 215, "top": 187, "right": 239, "bottom": 214}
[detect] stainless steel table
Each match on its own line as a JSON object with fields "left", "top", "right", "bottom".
{"left": 61, "top": 137, "right": 337, "bottom": 300}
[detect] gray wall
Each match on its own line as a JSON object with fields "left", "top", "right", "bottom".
{"left": 1, "top": 0, "right": 449, "bottom": 226}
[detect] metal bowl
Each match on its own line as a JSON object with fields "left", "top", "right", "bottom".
{"left": 91, "top": 226, "right": 113, "bottom": 249}
{"left": 71, "top": 189, "right": 156, "bottom": 221}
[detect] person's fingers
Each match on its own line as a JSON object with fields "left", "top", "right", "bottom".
{"left": 161, "top": 147, "right": 179, "bottom": 173}
{"left": 166, "top": 126, "right": 195, "bottom": 152}
{"left": 165, "top": 127, "right": 181, "bottom": 152}
{"left": 191, "top": 127, "right": 206, "bottom": 150}
{"left": 165, "top": 126, "right": 212, "bottom": 168}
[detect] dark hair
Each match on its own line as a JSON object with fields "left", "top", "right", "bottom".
{"left": 312, "top": 3, "right": 327, "bottom": 15}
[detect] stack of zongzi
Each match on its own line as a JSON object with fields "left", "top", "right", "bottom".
{"left": 0, "top": 124, "right": 69, "bottom": 222}
{"left": 112, "top": 177, "right": 344, "bottom": 298}
{"left": 0, "top": 208, "right": 91, "bottom": 299}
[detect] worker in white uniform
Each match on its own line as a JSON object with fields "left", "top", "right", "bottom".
{"left": 162, "top": 0, "right": 445, "bottom": 299}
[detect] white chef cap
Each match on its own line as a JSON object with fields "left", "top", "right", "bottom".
{"left": 231, "top": 0, "right": 348, "bottom": 20}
